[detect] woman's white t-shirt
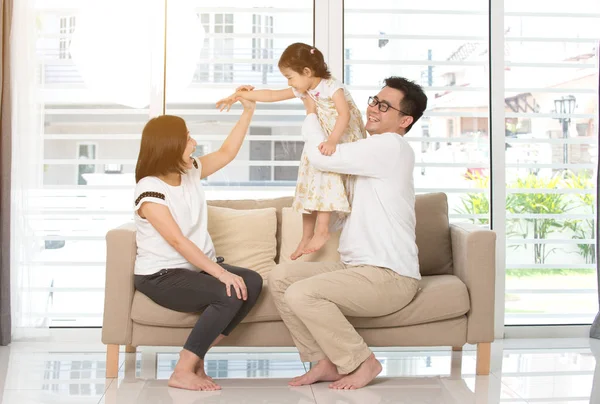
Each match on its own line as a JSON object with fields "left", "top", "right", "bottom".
{"left": 133, "top": 157, "right": 217, "bottom": 276}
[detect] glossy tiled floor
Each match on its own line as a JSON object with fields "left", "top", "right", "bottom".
{"left": 0, "top": 332, "right": 597, "bottom": 403}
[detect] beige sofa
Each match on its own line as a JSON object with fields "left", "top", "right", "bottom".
{"left": 102, "top": 193, "right": 496, "bottom": 378}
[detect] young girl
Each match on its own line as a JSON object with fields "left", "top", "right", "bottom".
{"left": 216, "top": 42, "right": 366, "bottom": 260}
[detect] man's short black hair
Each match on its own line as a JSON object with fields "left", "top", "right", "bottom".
{"left": 383, "top": 77, "right": 428, "bottom": 133}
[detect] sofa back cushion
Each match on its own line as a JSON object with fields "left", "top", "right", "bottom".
{"left": 208, "top": 197, "right": 293, "bottom": 262}
{"left": 277, "top": 193, "right": 453, "bottom": 276}
{"left": 414, "top": 193, "right": 453, "bottom": 276}
{"left": 207, "top": 206, "right": 277, "bottom": 276}
{"left": 279, "top": 207, "right": 341, "bottom": 263}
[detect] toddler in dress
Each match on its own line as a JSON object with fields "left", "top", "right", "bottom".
{"left": 216, "top": 43, "right": 366, "bottom": 260}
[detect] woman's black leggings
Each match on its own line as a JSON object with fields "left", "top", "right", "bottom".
{"left": 134, "top": 264, "right": 263, "bottom": 360}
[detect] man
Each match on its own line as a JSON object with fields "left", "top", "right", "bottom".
{"left": 268, "top": 76, "right": 428, "bottom": 390}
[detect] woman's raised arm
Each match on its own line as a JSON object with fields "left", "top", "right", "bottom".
{"left": 198, "top": 98, "right": 256, "bottom": 179}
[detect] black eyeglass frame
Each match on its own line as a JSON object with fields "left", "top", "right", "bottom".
{"left": 368, "top": 96, "right": 410, "bottom": 116}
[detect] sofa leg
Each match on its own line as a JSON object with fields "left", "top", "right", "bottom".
{"left": 125, "top": 345, "right": 136, "bottom": 353}
{"left": 452, "top": 346, "right": 463, "bottom": 352}
{"left": 450, "top": 348, "right": 463, "bottom": 378}
{"left": 106, "top": 344, "right": 119, "bottom": 378}
{"left": 476, "top": 342, "right": 491, "bottom": 376}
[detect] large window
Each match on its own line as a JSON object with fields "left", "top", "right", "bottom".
{"left": 502, "top": 0, "right": 599, "bottom": 325}
{"left": 344, "top": 0, "right": 599, "bottom": 327}
{"left": 344, "top": 1, "right": 491, "bottom": 237}
{"left": 23, "top": 1, "right": 313, "bottom": 327}
{"left": 29, "top": 2, "right": 157, "bottom": 328}
{"left": 13, "top": 0, "right": 599, "bottom": 329}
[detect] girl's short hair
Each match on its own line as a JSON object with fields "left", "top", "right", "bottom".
{"left": 278, "top": 42, "right": 331, "bottom": 79}
{"left": 135, "top": 115, "right": 189, "bottom": 183}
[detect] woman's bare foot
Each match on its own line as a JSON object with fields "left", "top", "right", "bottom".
{"left": 291, "top": 237, "right": 312, "bottom": 260}
{"left": 302, "top": 231, "right": 330, "bottom": 255}
{"left": 168, "top": 370, "right": 220, "bottom": 391}
{"left": 195, "top": 366, "right": 214, "bottom": 382}
{"left": 193, "top": 334, "right": 225, "bottom": 381}
{"left": 170, "top": 349, "right": 220, "bottom": 391}
{"left": 329, "top": 354, "right": 382, "bottom": 390}
{"left": 198, "top": 373, "right": 220, "bottom": 390}
{"left": 289, "top": 359, "right": 343, "bottom": 387}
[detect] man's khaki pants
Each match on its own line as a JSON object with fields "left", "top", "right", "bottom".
{"left": 268, "top": 261, "right": 419, "bottom": 374}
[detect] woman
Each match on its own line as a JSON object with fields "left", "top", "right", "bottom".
{"left": 133, "top": 97, "right": 262, "bottom": 391}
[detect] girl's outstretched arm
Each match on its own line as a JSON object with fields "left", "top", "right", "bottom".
{"left": 236, "top": 87, "right": 295, "bottom": 102}
{"left": 216, "top": 87, "right": 295, "bottom": 111}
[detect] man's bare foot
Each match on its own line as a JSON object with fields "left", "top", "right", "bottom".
{"left": 302, "top": 231, "right": 330, "bottom": 255}
{"left": 168, "top": 370, "right": 221, "bottom": 391}
{"left": 291, "top": 238, "right": 311, "bottom": 260}
{"left": 289, "top": 359, "right": 343, "bottom": 387}
{"left": 329, "top": 354, "right": 382, "bottom": 390}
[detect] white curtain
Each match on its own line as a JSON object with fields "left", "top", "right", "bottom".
{"left": 592, "top": 44, "right": 600, "bottom": 340}
{"left": 10, "top": 0, "right": 48, "bottom": 340}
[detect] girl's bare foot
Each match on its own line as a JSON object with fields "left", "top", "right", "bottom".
{"left": 289, "top": 359, "right": 343, "bottom": 386}
{"left": 329, "top": 354, "right": 382, "bottom": 390}
{"left": 302, "top": 231, "right": 330, "bottom": 255}
{"left": 291, "top": 237, "right": 312, "bottom": 260}
{"left": 168, "top": 370, "right": 220, "bottom": 391}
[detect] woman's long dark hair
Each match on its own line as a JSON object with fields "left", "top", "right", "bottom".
{"left": 135, "top": 115, "right": 188, "bottom": 183}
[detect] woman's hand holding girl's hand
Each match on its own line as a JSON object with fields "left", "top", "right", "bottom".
{"left": 215, "top": 85, "right": 256, "bottom": 112}
{"left": 217, "top": 269, "right": 248, "bottom": 300}
{"left": 235, "top": 85, "right": 256, "bottom": 111}
{"left": 318, "top": 140, "right": 337, "bottom": 156}
{"left": 235, "top": 85, "right": 255, "bottom": 92}
{"left": 238, "top": 97, "right": 256, "bottom": 112}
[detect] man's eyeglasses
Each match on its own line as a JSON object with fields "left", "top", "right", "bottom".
{"left": 368, "top": 96, "right": 409, "bottom": 115}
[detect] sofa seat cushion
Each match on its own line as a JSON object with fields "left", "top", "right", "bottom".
{"left": 348, "top": 275, "right": 470, "bottom": 328}
{"left": 131, "top": 274, "right": 469, "bottom": 329}
{"left": 131, "top": 280, "right": 281, "bottom": 328}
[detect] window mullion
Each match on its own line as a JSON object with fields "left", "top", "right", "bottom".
{"left": 150, "top": 0, "right": 167, "bottom": 118}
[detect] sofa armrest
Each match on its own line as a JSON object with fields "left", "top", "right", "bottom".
{"left": 450, "top": 223, "right": 496, "bottom": 344}
{"left": 101, "top": 222, "right": 137, "bottom": 346}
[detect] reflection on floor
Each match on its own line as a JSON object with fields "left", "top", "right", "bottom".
{"left": 0, "top": 335, "right": 597, "bottom": 403}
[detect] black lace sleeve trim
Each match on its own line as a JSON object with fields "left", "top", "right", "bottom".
{"left": 135, "top": 191, "right": 166, "bottom": 206}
